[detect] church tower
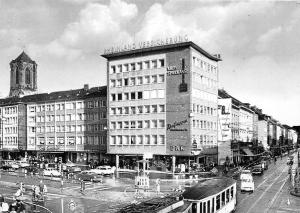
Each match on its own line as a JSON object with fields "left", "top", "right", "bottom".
{"left": 9, "top": 51, "right": 38, "bottom": 97}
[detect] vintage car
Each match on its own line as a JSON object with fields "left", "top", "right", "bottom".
{"left": 43, "top": 168, "right": 61, "bottom": 177}
{"left": 252, "top": 165, "right": 264, "bottom": 175}
{"left": 90, "top": 165, "right": 114, "bottom": 176}
{"left": 76, "top": 171, "right": 103, "bottom": 182}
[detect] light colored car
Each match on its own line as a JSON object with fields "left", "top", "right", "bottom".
{"left": 43, "top": 168, "right": 61, "bottom": 177}
{"left": 90, "top": 166, "right": 114, "bottom": 176}
{"left": 240, "top": 171, "right": 254, "bottom": 193}
{"left": 10, "top": 162, "right": 20, "bottom": 169}
{"left": 19, "top": 161, "right": 30, "bottom": 168}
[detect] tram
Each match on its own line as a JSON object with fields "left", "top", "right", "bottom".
{"left": 180, "top": 178, "right": 237, "bottom": 213}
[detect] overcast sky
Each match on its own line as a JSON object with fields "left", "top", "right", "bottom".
{"left": 0, "top": 0, "right": 299, "bottom": 126}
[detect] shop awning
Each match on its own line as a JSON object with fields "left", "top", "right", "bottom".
{"left": 241, "top": 148, "right": 255, "bottom": 156}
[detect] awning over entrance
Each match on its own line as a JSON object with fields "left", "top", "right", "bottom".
{"left": 241, "top": 148, "right": 255, "bottom": 156}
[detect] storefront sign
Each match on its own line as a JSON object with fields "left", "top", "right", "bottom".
{"left": 166, "top": 65, "right": 188, "bottom": 76}
{"left": 104, "top": 35, "right": 189, "bottom": 55}
{"left": 170, "top": 145, "right": 184, "bottom": 151}
{"left": 167, "top": 119, "right": 188, "bottom": 131}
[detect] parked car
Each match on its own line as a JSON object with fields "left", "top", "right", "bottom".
{"left": 240, "top": 171, "right": 254, "bottom": 193}
{"left": 76, "top": 171, "right": 103, "bottom": 182}
{"left": 90, "top": 166, "right": 114, "bottom": 176}
{"left": 252, "top": 165, "right": 264, "bottom": 175}
{"left": 43, "top": 168, "right": 61, "bottom": 177}
{"left": 261, "top": 160, "right": 268, "bottom": 170}
{"left": 19, "top": 161, "right": 30, "bottom": 168}
{"left": 26, "top": 166, "right": 40, "bottom": 175}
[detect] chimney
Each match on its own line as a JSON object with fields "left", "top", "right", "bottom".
{"left": 84, "top": 84, "right": 89, "bottom": 91}
{"left": 214, "top": 54, "right": 221, "bottom": 59}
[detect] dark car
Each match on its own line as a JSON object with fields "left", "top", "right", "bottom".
{"left": 26, "top": 166, "right": 40, "bottom": 175}
{"left": 76, "top": 171, "right": 103, "bottom": 182}
{"left": 252, "top": 165, "right": 264, "bottom": 175}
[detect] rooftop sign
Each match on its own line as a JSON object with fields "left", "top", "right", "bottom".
{"left": 103, "top": 35, "right": 189, "bottom": 55}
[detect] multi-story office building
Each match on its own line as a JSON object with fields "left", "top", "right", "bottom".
{"left": 239, "top": 105, "right": 254, "bottom": 143}
{"left": 102, "top": 38, "right": 221, "bottom": 170}
{"left": 25, "top": 85, "right": 107, "bottom": 163}
{"left": 258, "top": 118, "right": 268, "bottom": 150}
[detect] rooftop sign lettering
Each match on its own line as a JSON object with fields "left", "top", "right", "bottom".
{"left": 103, "top": 35, "right": 189, "bottom": 55}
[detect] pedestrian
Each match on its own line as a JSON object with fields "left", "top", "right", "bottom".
{"left": 15, "top": 198, "right": 26, "bottom": 213}
{"left": 155, "top": 178, "right": 160, "bottom": 195}
{"left": 0, "top": 194, "right": 9, "bottom": 213}
{"left": 43, "top": 184, "right": 48, "bottom": 196}
{"left": 60, "top": 179, "right": 64, "bottom": 193}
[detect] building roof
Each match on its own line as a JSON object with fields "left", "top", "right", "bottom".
{"left": 11, "top": 51, "right": 36, "bottom": 64}
{"left": 101, "top": 41, "right": 222, "bottom": 62}
{"left": 0, "top": 86, "right": 107, "bottom": 106}
{"left": 182, "top": 178, "right": 236, "bottom": 201}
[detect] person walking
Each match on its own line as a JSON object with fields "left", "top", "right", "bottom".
{"left": 60, "top": 179, "right": 64, "bottom": 193}
{"left": 0, "top": 194, "right": 9, "bottom": 213}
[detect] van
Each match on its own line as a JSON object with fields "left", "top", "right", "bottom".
{"left": 240, "top": 170, "right": 254, "bottom": 193}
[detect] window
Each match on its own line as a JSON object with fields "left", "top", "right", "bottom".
{"left": 137, "top": 135, "right": 143, "bottom": 145}
{"left": 137, "top": 106, "right": 143, "bottom": 114}
{"left": 131, "top": 92, "right": 136, "bottom": 100}
{"left": 221, "top": 191, "right": 225, "bottom": 207}
{"left": 137, "top": 121, "right": 143, "bottom": 128}
{"left": 138, "top": 92, "right": 143, "bottom": 99}
{"left": 124, "top": 93, "right": 129, "bottom": 100}
{"left": 131, "top": 63, "right": 136, "bottom": 71}
{"left": 25, "top": 68, "right": 31, "bottom": 84}
{"left": 152, "top": 60, "right": 157, "bottom": 68}
{"left": 117, "top": 122, "right": 122, "bottom": 129}
{"left": 145, "top": 135, "right": 150, "bottom": 144}
{"left": 130, "top": 107, "right": 136, "bottom": 114}
{"left": 111, "top": 136, "right": 116, "bottom": 145}
{"left": 67, "top": 136, "right": 75, "bottom": 145}
{"left": 124, "top": 121, "right": 129, "bottom": 129}
{"left": 158, "top": 105, "right": 165, "bottom": 112}
{"left": 47, "top": 137, "right": 55, "bottom": 144}
{"left": 124, "top": 78, "right": 129, "bottom": 86}
{"left": 117, "top": 64, "right": 122, "bottom": 73}
{"left": 130, "top": 136, "right": 136, "bottom": 144}
{"left": 130, "top": 77, "right": 135, "bottom": 86}
{"left": 151, "top": 75, "right": 157, "bottom": 83}
{"left": 230, "top": 187, "right": 234, "bottom": 199}
{"left": 152, "top": 135, "right": 158, "bottom": 144}
{"left": 150, "top": 90, "right": 157, "bottom": 99}
{"left": 137, "top": 62, "right": 142, "bottom": 70}
{"left": 144, "top": 75, "right": 150, "bottom": 84}
{"left": 111, "top": 65, "right": 116, "bottom": 74}
{"left": 144, "top": 105, "right": 150, "bottom": 113}
{"left": 123, "top": 136, "right": 129, "bottom": 145}
{"left": 144, "top": 120, "right": 150, "bottom": 128}
{"left": 130, "top": 121, "right": 136, "bottom": 129}
{"left": 212, "top": 198, "right": 215, "bottom": 213}
{"left": 151, "top": 105, "right": 157, "bottom": 113}
{"left": 159, "top": 135, "right": 165, "bottom": 144}
{"left": 117, "top": 93, "right": 122, "bottom": 101}
{"left": 111, "top": 94, "right": 116, "bottom": 101}
{"left": 216, "top": 195, "right": 220, "bottom": 210}
{"left": 158, "top": 75, "right": 165, "bottom": 83}
{"left": 124, "top": 64, "right": 129, "bottom": 72}
{"left": 226, "top": 189, "right": 230, "bottom": 203}
{"left": 158, "top": 120, "right": 165, "bottom": 128}
{"left": 124, "top": 107, "right": 129, "bottom": 115}
{"left": 137, "top": 76, "right": 143, "bottom": 85}
{"left": 157, "top": 90, "right": 164, "bottom": 98}
{"left": 116, "top": 79, "right": 122, "bottom": 87}
{"left": 151, "top": 120, "right": 157, "bottom": 128}
{"left": 144, "top": 61, "right": 150, "bottom": 69}
{"left": 159, "top": 59, "right": 165, "bottom": 67}
{"left": 143, "top": 91, "right": 150, "bottom": 99}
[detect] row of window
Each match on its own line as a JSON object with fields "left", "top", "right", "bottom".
{"left": 30, "top": 124, "right": 106, "bottom": 133}
{"left": 192, "top": 135, "right": 217, "bottom": 144}
{"left": 3, "top": 137, "right": 18, "bottom": 145}
{"left": 110, "top": 119, "right": 165, "bottom": 130}
{"left": 0, "top": 107, "right": 18, "bottom": 115}
{"left": 192, "top": 120, "right": 217, "bottom": 130}
{"left": 110, "top": 90, "right": 165, "bottom": 102}
{"left": 193, "top": 72, "right": 218, "bottom": 89}
{"left": 4, "top": 127, "right": 18, "bottom": 134}
{"left": 34, "top": 136, "right": 106, "bottom": 146}
{"left": 192, "top": 56, "right": 218, "bottom": 75}
{"left": 192, "top": 89, "right": 217, "bottom": 103}
{"left": 28, "top": 100, "right": 106, "bottom": 113}
{"left": 110, "top": 105, "right": 165, "bottom": 116}
{"left": 192, "top": 104, "right": 217, "bottom": 116}
{"left": 1, "top": 117, "right": 18, "bottom": 125}
{"left": 110, "top": 135, "right": 165, "bottom": 145}
{"left": 197, "top": 185, "right": 234, "bottom": 213}
{"left": 110, "top": 59, "right": 165, "bottom": 74}
{"left": 29, "top": 112, "right": 106, "bottom": 123}
{"left": 110, "top": 74, "right": 165, "bottom": 88}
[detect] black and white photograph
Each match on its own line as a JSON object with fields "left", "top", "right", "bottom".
{"left": 0, "top": 0, "right": 299, "bottom": 212}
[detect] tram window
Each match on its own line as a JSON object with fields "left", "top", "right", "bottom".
{"left": 192, "top": 203, "right": 197, "bottom": 213}
{"left": 226, "top": 189, "right": 230, "bottom": 202}
{"left": 212, "top": 198, "right": 215, "bottom": 213}
{"left": 207, "top": 200, "right": 211, "bottom": 213}
{"left": 231, "top": 186, "right": 234, "bottom": 199}
{"left": 221, "top": 191, "right": 225, "bottom": 206}
{"left": 200, "top": 202, "right": 202, "bottom": 213}
{"left": 216, "top": 195, "right": 220, "bottom": 210}
{"left": 203, "top": 202, "right": 206, "bottom": 213}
